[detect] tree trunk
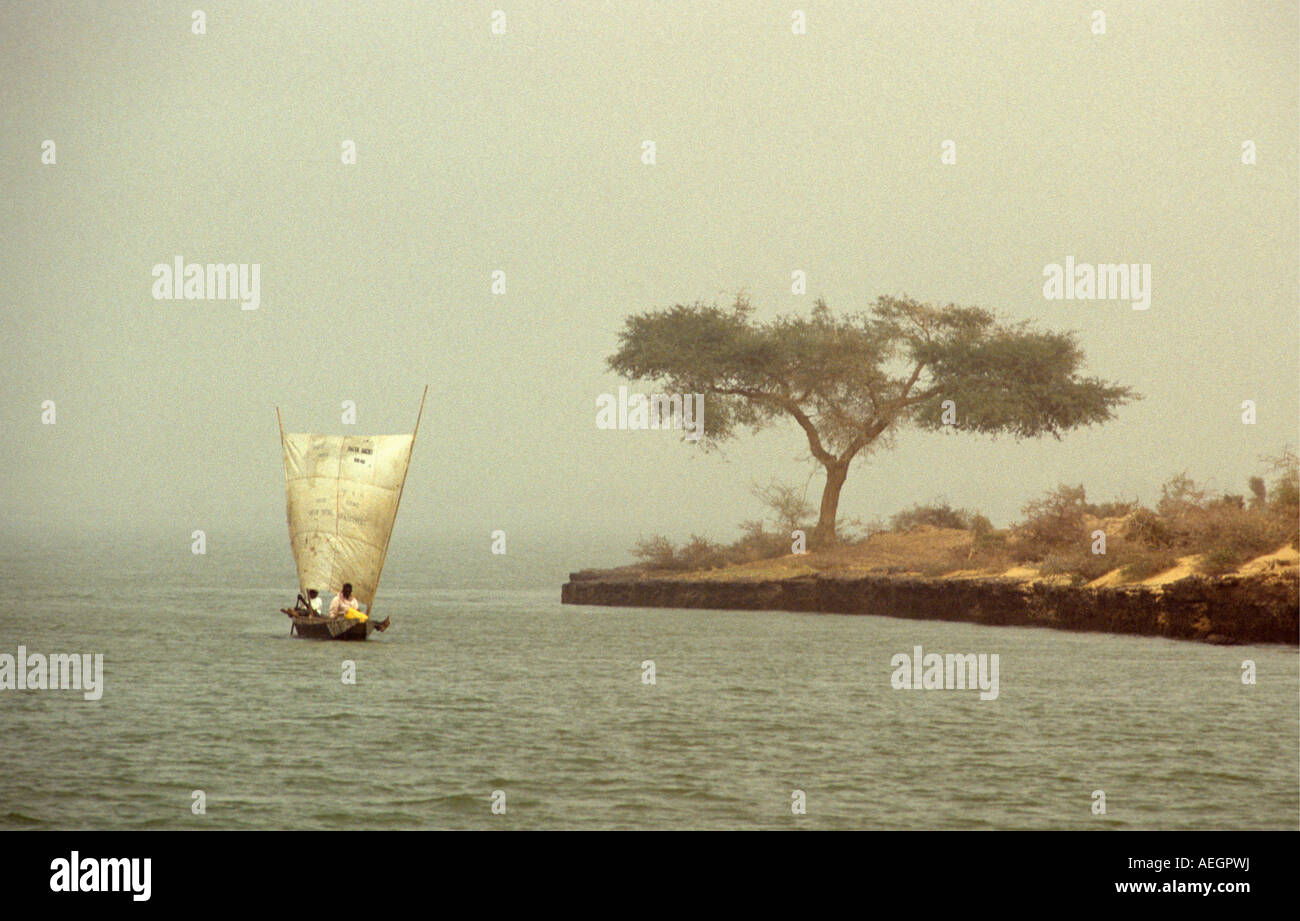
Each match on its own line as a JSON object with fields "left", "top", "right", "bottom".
{"left": 813, "top": 462, "right": 849, "bottom": 547}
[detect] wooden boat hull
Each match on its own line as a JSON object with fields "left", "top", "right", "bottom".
{"left": 282, "top": 612, "right": 375, "bottom": 640}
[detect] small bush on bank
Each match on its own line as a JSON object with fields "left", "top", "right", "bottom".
{"left": 1084, "top": 499, "right": 1138, "bottom": 519}
{"left": 631, "top": 533, "right": 735, "bottom": 571}
{"left": 1038, "top": 549, "right": 1113, "bottom": 583}
{"left": 1189, "top": 503, "right": 1289, "bottom": 574}
{"left": 1119, "top": 549, "right": 1180, "bottom": 581}
{"left": 676, "top": 534, "right": 730, "bottom": 570}
{"left": 1198, "top": 546, "right": 1247, "bottom": 577}
{"left": 631, "top": 535, "right": 679, "bottom": 570}
{"left": 889, "top": 501, "right": 971, "bottom": 532}
{"left": 1012, "top": 484, "right": 1089, "bottom": 559}
{"left": 729, "top": 520, "right": 794, "bottom": 563}
{"left": 1124, "top": 507, "right": 1175, "bottom": 547}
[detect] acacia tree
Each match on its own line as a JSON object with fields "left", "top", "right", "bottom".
{"left": 607, "top": 294, "right": 1137, "bottom": 546}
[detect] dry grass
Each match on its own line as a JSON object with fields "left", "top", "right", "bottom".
{"left": 655, "top": 535, "right": 1297, "bottom": 589}
{"left": 629, "top": 465, "right": 1300, "bottom": 588}
{"left": 660, "top": 527, "right": 974, "bottom": 581}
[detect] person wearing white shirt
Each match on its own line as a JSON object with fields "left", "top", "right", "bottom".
{"left": 293, "top": 588, "right": 323, "bottom": 616}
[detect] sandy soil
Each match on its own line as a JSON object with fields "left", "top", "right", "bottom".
{"left": 653, "top": 527, "right": 1298, "bottom": 588}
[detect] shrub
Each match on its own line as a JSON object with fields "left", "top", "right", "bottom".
{"left": 676, "top": 534, "right": 730, "bottom": 570}
{"left": 1085, "top": 499, "right": 1138, "bottom": 519}
{"left": 1191, "top": 503, "right": 1289, "bottom": 566}
{"left": 1247, "top": 476, "right": 1267, "bottom": 508}
{"left": 631, "top": 535, "right": 680, "bottom": 570}
{"left": 890, "top": 501, "right": 971, "bottom": 532}
{"left": 1119, "top": 549, "right": 1179, "bottom": 581}
{"left": 1264, "top": 450, "right": 1299, "bottom": 529}
{"left": 730, "top": 520, "right": 793, "bottom": 563}
{"left": 1123, "top": 507, "right": 1175, "bottom": 548}
{"left": 1039, "top": 548, "right": 1112, "bottom": 582}
{"left": 1156, "top": 472, "right": 1208, "bottom": 519}
{"left": 750, "top": 482, "right": 815, "bottom": 537}
{"left": 1197, "top": 546, "right": 1248, "bottom": 577}
{"left": 1014, "top": 484, "right": 1089, "bottom": 557}
{"left": 1274, "top": 477, "right": 1299, "bottom": 512}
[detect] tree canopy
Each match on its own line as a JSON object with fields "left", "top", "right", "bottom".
{"left": 608, "top": 294, "right": 1138, "bottom": 545}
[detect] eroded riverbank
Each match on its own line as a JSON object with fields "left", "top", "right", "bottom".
{"left": 561, "top": 570, "right": 1299, "bottom": 645}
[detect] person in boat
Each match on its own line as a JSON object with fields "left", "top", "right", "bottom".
{"left": 328, "top": 582, "right": 391, "bottom": 631}
{"left": 293, "top": 589, "right": 322, "bottom": 616}
{"left": 329, "top": 583, "right": 365, "bottom": 620}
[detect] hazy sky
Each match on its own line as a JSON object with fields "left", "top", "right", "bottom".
{"left": 3, "top": 2, "right": 1297, "bottom": 554}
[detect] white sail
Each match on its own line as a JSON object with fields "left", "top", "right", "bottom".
{"left": 281, "top": 432, "right": 415, "bottom": 607}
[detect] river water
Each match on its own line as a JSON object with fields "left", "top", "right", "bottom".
{"left": 1, "top": 531, "right": 1295, "bottom": 830}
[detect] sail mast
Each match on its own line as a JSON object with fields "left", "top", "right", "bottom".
{"left": 277, "top": 406, "right": 305, "bottom": 603}
{"left": 367, "top": 385, "right": 428, "bottom": 620}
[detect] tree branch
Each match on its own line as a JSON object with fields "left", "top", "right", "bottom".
{"left": 714, "top": 386, "right": 838, "bottom": 467}
{"left": 784, "top": 403, "right": 837, "bottom": 467}
{"left": 837, "top": 419, "right": 889, "bottom": 465}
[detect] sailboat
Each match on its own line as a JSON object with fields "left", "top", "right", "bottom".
{"left": 277, "top": 386, "right": 426, "bottom": 640}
